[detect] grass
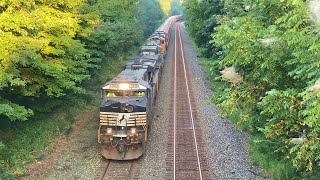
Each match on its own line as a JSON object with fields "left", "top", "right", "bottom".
{"left": 1, "top": 117, "right": 68, "bottom": 176}
{"left": 0, "top": 50, "right": 137, "bottom": 179}
{"left": 248, "top": 136, "right": 298, "bottom": 180}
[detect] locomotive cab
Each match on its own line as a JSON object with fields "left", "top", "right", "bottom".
{"left": 154, "top": 31, "right": 168, "bottom": 47}
{"left": 140, "top": 44, "right": 162, "bottom": 56}
{"left": 150, "top": 34, "right": 166, "bottom": 55}
{"left": 99, "top": 81, "right": 149, "bottom": 160}
{"left": 98, "top": 55, "right": 160, "bottom": 160}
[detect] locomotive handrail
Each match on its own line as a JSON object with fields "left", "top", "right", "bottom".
{"left": 99, "top": 112, "right": 146, "bottom": 126}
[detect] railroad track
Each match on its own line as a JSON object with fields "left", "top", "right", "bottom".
{"left": 97, "top": 159, "right": 141, "bottom": 180}
{"left": 166, "top": 23, "right": 209, "bottom": 179}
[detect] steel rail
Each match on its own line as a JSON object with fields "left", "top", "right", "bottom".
{"left": 100, "top": 161, "right": 110, "bottom": 180}
{"left": 173, "top": 23, "right": 177, "bottom": 180}
{"left": 99, "top": 161, "right": 138, "bottom": 180}
{"left": 127, "top": 161, "right": 135, "bottom": 180}
{"left": 173, "top": 23, "right": 203, "bottom": 180}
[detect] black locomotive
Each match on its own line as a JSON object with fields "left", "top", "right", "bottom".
{"left": 98, "top": 16, "right": 181, "bottom": 160}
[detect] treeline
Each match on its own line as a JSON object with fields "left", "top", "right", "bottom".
{"left": 0, "top": 0, "right": 163, "bottom": 177}
{"left": 0, "top": 0, "right": 163, "bottom": 122}
{"left": 160, "top": 0, "right": 182, "bottom": 16}
{"left": 169, "top": 0, "right": 182, "bottom": 16}
{"left": 183, "top": 0, "right": 320, "bottom": 179}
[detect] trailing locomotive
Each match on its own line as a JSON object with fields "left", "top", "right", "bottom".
{"left": 98, "top": 16, "right": 181, "bottom": 160}
{"left": 147, "top": 16, "right": 181, "bottom": 56}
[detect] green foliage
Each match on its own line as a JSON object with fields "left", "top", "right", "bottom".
{"left": 0, "top": 100, "right": 33, "bottom": 121}
{"left": 0, "top": 0, "right": 164, "bottom": 122}
{"left": 81, "top": 0, "right": 143, "bottom": 57}
{"left": 183, "top": 0, "right": 320, "bottom": 178}
{"left": 169, "top": 0, "right": 181, "bottom": 16}
{"left": 182, "top": 0, "right": 223, "bottom": 57}
{"left": 0, "top": 0, "right": 91, "bottom": 121}
{"left": 0, "top": 0, "right": 164, "bottom": 177}
{"left": 0, "top": 167, "right": 14, "bottom": 180}
{"left": 222, "top": 0, "right": 247, "bottom": 17}
{"left": 138, "top": 0, "right": 164, "bottom": 37}
{"left": 0, "top": 116, "right": 67, "bottom": 176}
{"left": 249, "top": 136, "right": 298, "bottom": 180}
{"left": 213, "top": 0, "right": 320, "bottom": 175}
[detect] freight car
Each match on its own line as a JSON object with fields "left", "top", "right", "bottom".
{"left": 98, "top": 16, "right": 181, "bottom": 160}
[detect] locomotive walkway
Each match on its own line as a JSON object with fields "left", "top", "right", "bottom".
{"left": 166, "top": 22, "right": 209, "bottom": 179}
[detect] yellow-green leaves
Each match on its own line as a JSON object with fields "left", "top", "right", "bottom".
{"left": 0, "top": 0, "right": 88, "bottom": 120}
{"left": 0, "top": 0, "right": 164, "bottom": 122}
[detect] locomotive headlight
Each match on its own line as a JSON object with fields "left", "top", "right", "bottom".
{"left": 130, "top": 128, "right": 137, "bottom": 134}
{"left": 119, "top": 83, "right": 130, "bottom": 90}
{"left": 106, "top": 128, "right": 113, "bottom": 135}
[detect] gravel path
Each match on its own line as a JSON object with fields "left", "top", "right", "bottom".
{"left": 179, "top": 23, "right": 269, "bottom": 179}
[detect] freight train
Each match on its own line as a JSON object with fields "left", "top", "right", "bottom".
{"left": 98, "top": 16, "right": 182, "bottom": 160}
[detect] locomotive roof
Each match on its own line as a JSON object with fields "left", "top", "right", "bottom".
{"left": 154, "top": 30, "right": 166, "bottom": 34}
{"left": 102, "top": 68, "right": 149, "bottom": 90}
{"left": 114, "top": 69, "right": 148, "bottom": 82}
{"left": 102, "top": 55, "right": 160, "bottom": 90}
{"left": 150, "top": 34, "right": 161, "bottom": 39}
{"left": 126, "top": 54, "right": 159, "bottom": 67}
{"left": 141, "top": 44, "right": 159, "bottom": 50}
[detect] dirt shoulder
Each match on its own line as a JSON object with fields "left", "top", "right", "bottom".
{"left": 23, "top": 105, "right": 100, "bottom": 180}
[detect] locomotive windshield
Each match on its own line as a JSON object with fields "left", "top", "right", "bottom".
{"left": 141, "top": 48, "right": 157, "bottom": 55}
{"left": 105, "top": 90, "right": 145, "bottom": 97}
{"left": 150, "top": 37, "right": 160, "bottom": 42}
{"left": 142, "top": 51, "right": 156, "bottom": 55}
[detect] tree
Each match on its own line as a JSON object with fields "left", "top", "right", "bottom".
{"left": 169, "top": 0, "right": 182, "bottom": 16}
{"left": 182, "top": 0, "right": 223, "bottom": 57}
{"left": 138, "top": 0, "right": 164, "bottom": 37}
{"left": 0, "top": 0, "right": 164, "bottom": 122}
{"left": 183, "top": 0, "right": 320, "bottom": 177}
{"left": 213, "top": 0, "right": 320, "bottom": 176}
{"left": 160, "top": 0, "right": 172, "bottom": 16}
{"left": 0, "top": 0, "right": 91, "bottom": 121}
